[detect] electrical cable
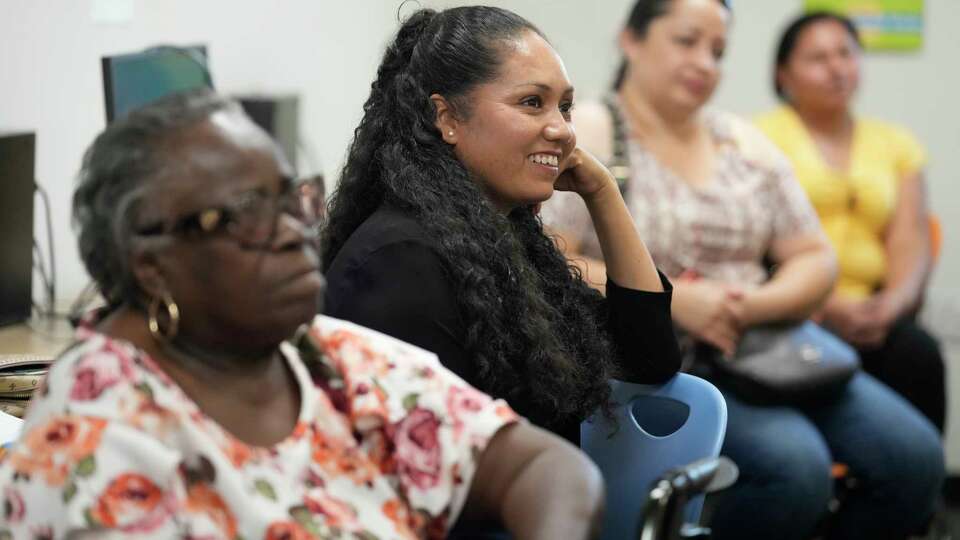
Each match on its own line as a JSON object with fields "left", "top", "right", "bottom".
{"left": 33, "top": 182, "right": 56, "bottom": 320}
{"left": 32, "top": 241, "right": 51, "bottom": 311}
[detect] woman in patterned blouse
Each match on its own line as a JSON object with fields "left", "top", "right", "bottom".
{"left": 541, "top": 1, "right": 943, "bottom": 539}
{"left": 0, "top": 90, "right": 603, "bottom": 539}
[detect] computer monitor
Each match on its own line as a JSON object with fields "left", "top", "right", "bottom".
{"left": 0, "top": 133, "right": 35, "bottom": 327}
{"left": 101, "top": 45, "right": 213, "bottom": 123}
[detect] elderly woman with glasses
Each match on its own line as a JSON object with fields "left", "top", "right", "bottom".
{"left": 0, "top": 90, "right": 604, "bottom": 539}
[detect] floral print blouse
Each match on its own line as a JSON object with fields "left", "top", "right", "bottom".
{"left": 0, "top": 315, "right": 518, "bottom": 539}
{"left": 543, "top": 104, "right": 821, "bottom": 286}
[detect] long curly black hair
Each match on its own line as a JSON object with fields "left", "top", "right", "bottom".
{"left": 322, "top": 6, "right": 615, "bottom": 429}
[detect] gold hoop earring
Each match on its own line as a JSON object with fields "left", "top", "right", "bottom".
{"left": 148, "top": 291, "right": 180, "bottom": 342}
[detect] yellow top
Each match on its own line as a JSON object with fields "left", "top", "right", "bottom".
{"left": 755, "top": 106, "right": 926, "bottom": 299}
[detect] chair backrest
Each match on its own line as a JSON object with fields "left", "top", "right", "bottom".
{"left": 581, "top": 374, "right": 727, "bottom": 540}
{"left": 930, "top": 214, "right": 942, "bottom": 263}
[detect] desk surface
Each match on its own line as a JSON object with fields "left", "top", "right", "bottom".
{"left": 0, "top": 320, "right": 73, "bottom": 360}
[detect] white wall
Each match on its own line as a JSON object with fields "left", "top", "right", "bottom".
{"left": 3, "top": 0, "right": 958, "bottom": 465}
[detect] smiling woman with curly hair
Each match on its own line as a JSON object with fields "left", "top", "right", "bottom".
{"left": 322, "top": 5, "right": 681, "bottom": 446}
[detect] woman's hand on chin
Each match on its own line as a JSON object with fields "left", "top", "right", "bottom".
{"left": 553, "top": 148, "right": 617, "bottom": 201}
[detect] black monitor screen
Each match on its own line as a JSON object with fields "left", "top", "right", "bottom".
{"left": 102, "top": 45, "right": 213, "bottom": 123}
{"left": 0, "top": 133, "right": 35, "bottom": 327}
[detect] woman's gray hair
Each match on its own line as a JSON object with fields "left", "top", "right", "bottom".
{"left": 73, "top": 88, "right": 237, "bottom": 307}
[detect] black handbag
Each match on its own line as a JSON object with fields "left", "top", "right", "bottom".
{"left": 702, "top": 321, "right": 860, "bottom": 405}
{"left": 0, "top": 355, "right": 52, "bottom": 418}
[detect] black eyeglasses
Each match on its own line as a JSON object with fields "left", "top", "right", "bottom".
{"left": 135, "top": 176, "right": 324, "bottom": 248}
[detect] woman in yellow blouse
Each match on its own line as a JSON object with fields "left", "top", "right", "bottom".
{"left": 757, "top": 12, "right": 945, "bottom": 432}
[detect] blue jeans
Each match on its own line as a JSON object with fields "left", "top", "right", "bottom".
{"left": 708, "top": 372, "right": 944, "bottom": 540}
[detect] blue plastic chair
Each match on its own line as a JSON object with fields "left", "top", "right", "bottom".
{"left": 581, "top": 374, "right": 728, "bottom": 540}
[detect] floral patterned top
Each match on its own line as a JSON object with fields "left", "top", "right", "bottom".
{"left": 0, "top": 315, "right": 518, "bottom": 539}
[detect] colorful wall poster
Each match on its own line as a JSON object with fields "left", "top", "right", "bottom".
{"left": 803, "top": 0, "right": 924, "bottom": 51}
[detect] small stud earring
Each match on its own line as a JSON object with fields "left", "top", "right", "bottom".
{"left": 448, "top": 131, "right": 454, "bottom": 136}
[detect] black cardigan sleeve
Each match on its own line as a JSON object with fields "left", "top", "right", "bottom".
{"left": 323, "top": 239, "right": 473, "bottom": 382}
{"left": 604, "top": 273, "right": 682, "bottom": 384}
{"left": 323, "top": 215, "right": 681, "bottom": 390}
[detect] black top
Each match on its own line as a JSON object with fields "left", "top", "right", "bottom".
{"left": 324, "top": 204, "right": 681, "bottom": 444}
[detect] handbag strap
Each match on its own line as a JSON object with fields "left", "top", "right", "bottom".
{"left": 603, "top": 95, "right": 631, "bottom": 197}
